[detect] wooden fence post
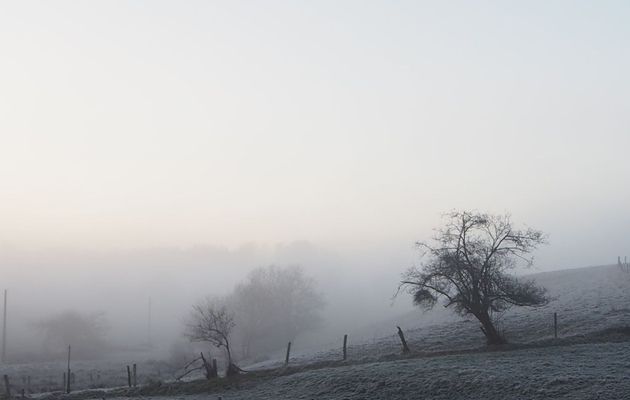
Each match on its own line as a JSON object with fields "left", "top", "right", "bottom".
{"left": 132, "top": 364, "right": 137, "bottom": 387}
{"left": 66, "top": 345, "right": 71, "bottom": 394}
{"left": 284, "top": 342, "right": 291, "bottom": 365}
{"left": 397, "top": 326, "right": 410, "bottom": 353}
{"left": 200, "top": 352, "right": 217, "bottom": 379}
{"left": 200, "top": 352, "right": 209, "bottom": 379}
{"left": 3, "top": 374, "right": 10, "bottom": 399}
{"left": 554, "top": 312, "right": 558, "bottom": 339}
{"left": 342, "top": 334, "right": 348, "bottom": 361}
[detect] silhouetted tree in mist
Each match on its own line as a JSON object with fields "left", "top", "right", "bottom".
{"left": 185, "top": 298, "right": 240, "bottom": 375}
{"left": 230, "top": 265, "right": 324, "bottom": 358}
{"left": 398, "top": 210, "right": 549, "bottom": 345}
{"left": 36, "top": 311, "right": 108, "bottom": 359}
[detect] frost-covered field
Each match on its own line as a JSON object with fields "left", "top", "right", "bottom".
{"left": 110, "top": 341, "right": 630, "bottom": 400}
{"left": 2, "top": 264, "right": 629, "bottom": 399}
{"left": 119, "top": 264, "right": 630, "bottom": 399}
{"left": 0, "top": 358, "right": 172, "bottom": 395}
{"left": 247, "top": 264, "right": 630, "bottom": 370}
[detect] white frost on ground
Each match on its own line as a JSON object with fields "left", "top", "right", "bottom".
{"left": 2, "top": 264, "right": 629, "bottom": 398}
{"left": 245, "top": 264, "right": 630, "bottom": 371}
{"left": 119, "top": 341, "right": 630, "bottom": 400}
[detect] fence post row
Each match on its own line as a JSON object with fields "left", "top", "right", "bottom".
{"left": 4, "top": 320, "right": 574, "bottom": 395}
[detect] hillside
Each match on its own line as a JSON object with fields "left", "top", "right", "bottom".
{"left": 170, "top": 341, "right": 630, "bottom": 400}
{"left": 247, "top": 264, "right": 630, "bottom": 369}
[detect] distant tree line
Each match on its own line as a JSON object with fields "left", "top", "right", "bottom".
{"left": 36, "top": 311, "right": 108, "bottom": 359}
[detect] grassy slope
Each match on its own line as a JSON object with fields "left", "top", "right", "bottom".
{"left": 34, "top": 328, "right": 630, "bottom": 400}
{"left": 246, "top": 264, "right": 630, "bottom": 370}
{"left": 192, "top": 341, "right": 630, "bottom": 400}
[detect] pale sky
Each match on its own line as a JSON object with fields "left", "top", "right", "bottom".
{"left": 1, "top": 1, "right": 629, "bottom": 269}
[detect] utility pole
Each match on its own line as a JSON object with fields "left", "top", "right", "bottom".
{"left": 147, "top": 296, "right": 152, "bottom": 347}
{"left": 2, "top": 289, "right": 7, "bottom": 363}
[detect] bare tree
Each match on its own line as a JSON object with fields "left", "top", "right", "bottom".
{"left": 185, "top": 298, "right": 239, "bottom": 375}
{"left": 398, "top": 210, "right": 549, "bottom": 345}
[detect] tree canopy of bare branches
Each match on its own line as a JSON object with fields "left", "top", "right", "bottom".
{"left": 398, "top": 210, "right": 549, "bottom": 345}
{"left": 185, "top": 298, "right": 236, "bottom": 370}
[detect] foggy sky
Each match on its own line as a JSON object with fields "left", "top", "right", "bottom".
{"left": 1, "top": 1, "right": 629, "bottom": 267}
{"left": 1, "top": 1, "right": 630, "bottom": 356}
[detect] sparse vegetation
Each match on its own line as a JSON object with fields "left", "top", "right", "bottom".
{"left": 185, "top": 298, "right": 238, "bottom": 376}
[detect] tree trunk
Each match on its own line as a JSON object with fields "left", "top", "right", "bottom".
{"left": 223, "top": 342, "right": 239, "bottom": 377}
{"left": 224, "top": 341, "right": 233, "bottom": 366}
{"left": 226, "top": 363, "right": 240, "bottom": 377}
{"left": 477, "top": 311, "right": 505, "bottom": 345}
{"left": 200, "top": 352, "right": 216, "bottom": 379}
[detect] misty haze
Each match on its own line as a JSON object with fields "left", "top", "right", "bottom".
{"left": 1, "top": 1, "right": 630, "bottom": 400}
